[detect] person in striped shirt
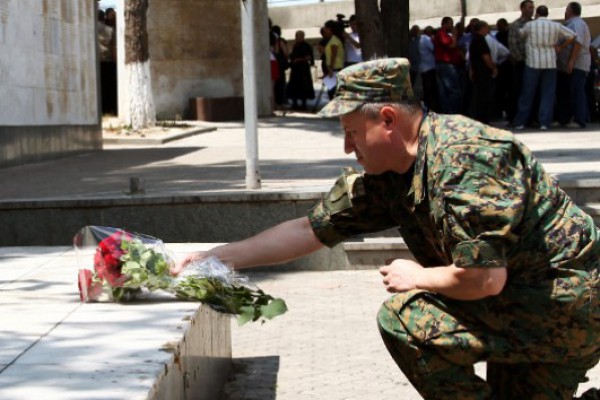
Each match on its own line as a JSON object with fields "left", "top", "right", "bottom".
{"left": 513, "top": 5, "right": 576, "bottom": 130}
{"left": 556, "top": 1, "right": 592, "bottom": 128}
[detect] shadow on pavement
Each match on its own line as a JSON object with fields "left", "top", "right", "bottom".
{"left": 221, "top": 356, "right": 280, "bottom": 400}
{"left": 0, "top": 146, "right": 355, "bottom": 199}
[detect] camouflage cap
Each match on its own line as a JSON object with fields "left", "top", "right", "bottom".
{"left": 318, "top": 58, "right": 414, "bottom": 118}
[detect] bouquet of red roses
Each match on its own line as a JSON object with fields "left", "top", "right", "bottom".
{"left": 74, "top": 226, "right": 287, "bottom": 324}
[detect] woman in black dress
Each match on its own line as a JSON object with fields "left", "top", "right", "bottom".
{"left": 287, "top": 30, "right": 315, "bottom": 111}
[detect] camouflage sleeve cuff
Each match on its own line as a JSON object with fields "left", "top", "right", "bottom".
{"left": 452, "top": 239, "right": 508, "bottom": 269}
{"left": 307, "top": 202, "right": 348, "bottom": 248}
{"left": 305, "top": 171, "right": 358, "bottom": 248}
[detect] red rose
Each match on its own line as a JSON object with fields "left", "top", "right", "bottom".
{"left": 93, "top": 230, "right": 131, "bottom": 287}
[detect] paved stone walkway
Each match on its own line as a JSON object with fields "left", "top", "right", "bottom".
{"left": 221, "top": 270, "right": 599, "bottom": 400}
{"left": 1, "top": 114, "right": 600, "bottom": 200}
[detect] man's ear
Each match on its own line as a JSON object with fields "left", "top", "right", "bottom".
{"left": 379, "top": 106, "right": 397, "bottom": 129}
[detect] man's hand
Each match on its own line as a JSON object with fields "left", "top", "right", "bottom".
{"left": 171, "top": 251, "right": 208, "bottom": 276}
{"left": 379, "top": 259, "right": 425, "bottom": 293}
{"left": 379, "top": 260, "right": 507, "bottom": 300}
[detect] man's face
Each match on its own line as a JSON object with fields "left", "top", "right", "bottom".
{"left": 340, "top": 110, "right": 392, "bottom": 175}
{"left": 522, "top": 2, "right": 535, "bottom": 19}
{"left": 444, "top": 19, "right": 454, "bottom": 32}
{"left": 565, "top": 5, "right": 574, "bottom": 19}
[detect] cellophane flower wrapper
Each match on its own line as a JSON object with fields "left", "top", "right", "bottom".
{"left": 74, "top": 226, "right": 287, "bottom": 324}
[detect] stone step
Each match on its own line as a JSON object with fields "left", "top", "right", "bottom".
{"left": 561, "top": 179, "right": 600, "bottom": 204}
{"left": 343, "top": 237, "right": 414, "bottom": 270}
{"left": 1, "top": 183, "right": 599, "bottom": 272}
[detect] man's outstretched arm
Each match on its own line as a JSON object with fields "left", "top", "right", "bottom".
{"left": 173, "top": 217, "right": 324, "bottom": 273}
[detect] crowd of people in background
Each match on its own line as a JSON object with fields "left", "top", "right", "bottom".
{"left": 269, "top": 14, "right": 362, "bottom": 112}
{"left": 408, "top": 1, "right": 598, "bottom": 129}
{"left": 269, "top": 1, "right": 600, "bottom": 131}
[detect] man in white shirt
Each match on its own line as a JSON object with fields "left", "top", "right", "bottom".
{"left": 486, "top": 33, "right": 510, "bottom": 65}
{"left": 556, "top": 1, "right": 592, "bottom": 128}
{"left": 344, "top": 15, "right": 362, "bottom": 67}
{"left": 513, "top": 5, "right": 576, "bottom": 130}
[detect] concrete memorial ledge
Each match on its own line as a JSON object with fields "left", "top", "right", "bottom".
{"left": 0, "top": 244, "right": 231, "bottom": 400}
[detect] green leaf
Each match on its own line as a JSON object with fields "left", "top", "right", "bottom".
{"left": 154, "top": 258, "right": 169, "bottom": 275}
{"left": 237, "top": 306, "right": 257, "bottom": 325}
{"left": 140, "top": 250, "right": 152, "bottom": 267}
{"left": 122, "top": 260, "right": 141, "bottom": 272}
{"left": 260, "top": 298, "right": 288, "bottom": 319}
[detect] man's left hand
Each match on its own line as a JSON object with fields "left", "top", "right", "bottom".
{"left": 379, "top": 259, "right": 424, "bottom": 293}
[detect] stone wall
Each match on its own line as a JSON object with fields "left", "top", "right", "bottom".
{"left": 0, "top": 0, "right": 101, "bottom": 167}
{"left": 138, "top": 0, "right": 271, "bottom": 120}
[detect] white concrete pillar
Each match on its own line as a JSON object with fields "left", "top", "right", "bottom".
{"left": 241, "top": 0, "right": 262, "bottom": 190}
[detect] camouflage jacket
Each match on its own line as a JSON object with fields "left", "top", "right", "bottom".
{"left": 308, "top": 112, "right": 600, "bottom": 299}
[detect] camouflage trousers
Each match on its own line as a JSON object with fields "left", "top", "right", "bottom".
{"left": 377, "top": 289, "right": 600, "bottom": 400}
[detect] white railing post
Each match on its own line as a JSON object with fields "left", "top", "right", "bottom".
{"left": 241, "top": 0, "right": 261, "bottom": 189}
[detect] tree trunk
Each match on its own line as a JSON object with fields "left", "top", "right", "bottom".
{"left": 355, "top": 0, "right": 409, "bottom": 60}
{"left": 381, "top": 0, "right": 409, "bottom": 58}
{"left": 354, "top": 0, "right": 384, "bottom": 60}
{"left": 124, "top": 0, "right": 155, "bottom": 129}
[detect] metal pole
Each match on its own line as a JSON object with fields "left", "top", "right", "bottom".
{"left": 460, "top": 0, "right": 467, "bottom": 19}
{"left": 241, "top": 0, "right": 261, "bottom": 189}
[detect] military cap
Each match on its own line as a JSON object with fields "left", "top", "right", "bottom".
{"left": 318, "top": 58, "right": 414, "bottom": 117}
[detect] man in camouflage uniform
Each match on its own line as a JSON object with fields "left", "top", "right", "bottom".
{"left": 176, "top": 59, "right": 599, "bottom": 399}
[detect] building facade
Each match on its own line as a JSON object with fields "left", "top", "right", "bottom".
{"left": 0, "top": 1, "right": 101, "bottom": 167}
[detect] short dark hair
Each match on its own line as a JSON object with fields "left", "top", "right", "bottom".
{"left": 520, "top": 0, "right": 533, "bottom": 10}
{"left": 473, "top": 20, "right": 489, "bottom": 33}
{"left": 568, "top": 2, "right": 582, "bottom": 16}
{"left": 536, "top": 5, "right": 549, "bottom": 17}
{"left": 358, "top": 101, "right": 422, "bottom": 119}
{"left": 441, "top": 16, "right": 453, "bottom": 26}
